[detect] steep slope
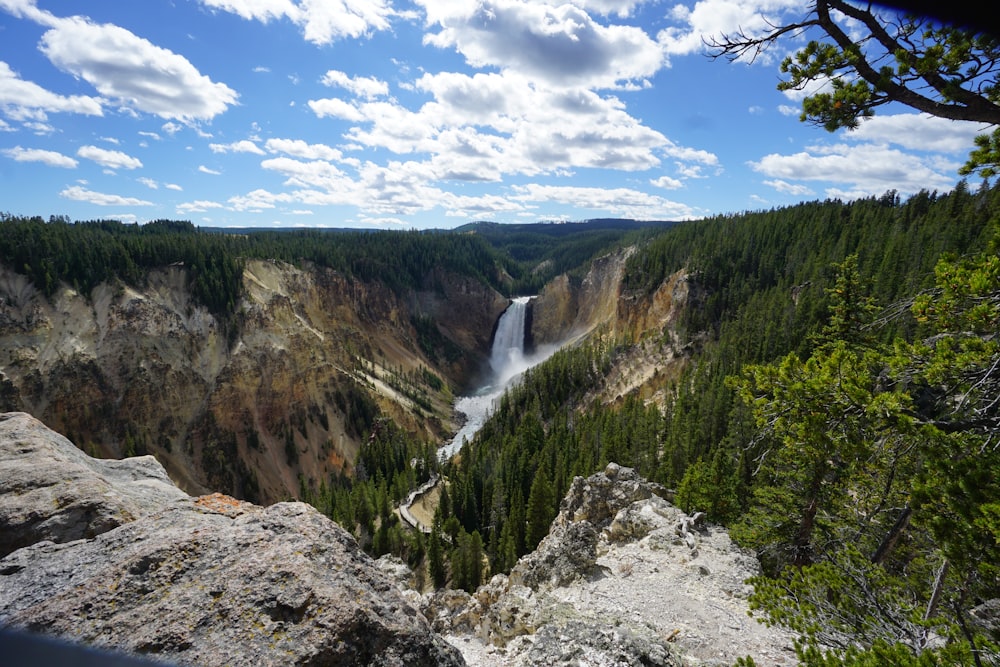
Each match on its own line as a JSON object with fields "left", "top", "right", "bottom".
{"left": 529, "top": 246, "right": 695, "bottom": 407}
{"left": 0, "top": 260, "right": 508, "bottom": 503}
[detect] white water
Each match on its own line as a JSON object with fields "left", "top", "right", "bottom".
{"left": 439, "top": 297, "right": 556, "bottom": 459}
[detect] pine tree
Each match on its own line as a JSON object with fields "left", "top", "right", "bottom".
{"left": 428, "top": 526, "right": 446, "bottom": 589}
{"left": 525, "top": 467, "right": 555, "bottom": 551}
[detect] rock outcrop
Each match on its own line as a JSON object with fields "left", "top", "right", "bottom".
{"left": 0, "top": 412, "right": 188, "bottom": 559}
{"left": 425, "top": 463, "right": 795, "bottom": 666}
{"left": 0, "top": 413, "right": 464, "bottom": 667}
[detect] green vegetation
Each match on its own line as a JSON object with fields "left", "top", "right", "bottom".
{"left": 444, "top": 183, "right": 1000, "bottom": 663}
{"left": 456, "top": 218, "right": 677, "bottom": 293}
{"left": 0, "top": 214, "right": 513, "bottom": 315}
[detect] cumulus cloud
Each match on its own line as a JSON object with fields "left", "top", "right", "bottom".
{"left": 209, "top": 140, "right": 266, "bottom": 154}
{"left": 2, "top": 2, "right": 237, "bottom": 122}
{"left": 337, "top": 71, "right": 684, "bottom": 179}
{"left": 40, "top": 17, "right": 237, "bottom": 121}
{"left": 846, "top": 114, "right": 986, "bottom": 154}
{"left": 2, "top": 145, "right": 78, "bottom": 168}
{"left": 77, "top": 145, "right": 143, "bottom": 170}
{"left": 570, "top": 0, "right": 649, "bottom": 18}
{"left": 199, "top": 165, "right": 223, "bottom": 175}
{"left": 60, "top": 185, "right": 153, "bottom": 206}
{"left": 417, "top": 0, "right": 663, "bottom": 89}
{"left": 658, "top": 0, "right": 804, "bottom": 59}
{"left": 260, "top": 156, "right": 349, "bottom": 189}
{"left": 750, "top": 142, "right": 957, "bottom": 198}
{"left": 307, "top": 98, "right": 365, "bottom": 122}
{"left": 0, "top": 61, "right": 104, "bottom": 122}
{"left": 320, "top": 70, "right": 389, "bottom": 99}
{"left": 177, "top": 199, "right": 225, "bottom": 214}
{"left": 650, "top": 175, "right": 683, "bottom": 189}
{"left": 198, "top": 0, "right": 394, "bottom": 44}
{"left": 762, "top": 179, "right": 814, "bottom": 196}
{"left": 264, "top": 138, "right": 342, "bottom": 161}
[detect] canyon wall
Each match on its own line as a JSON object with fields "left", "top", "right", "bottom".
{"left": 0, "top": 260, "right": 507, "bottom": 503}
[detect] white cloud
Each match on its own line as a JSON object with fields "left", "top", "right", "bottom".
{"left": 209, "top": 139, "right": 266, "bottom": 154}
{"left": 162, "top": 122, "right": 183, "bottom": 136}
{"left": 2, "top": 145, "right": 78, "bottom": 168}
{"left": 762, "top": 179, "right": 814, "bottom": 196}
{"left": 569, "top": 0, "right": 648, "bottom": 18}
{"left": 658, "top": 0, "right": 803, "bottom": 59}
{"left": 650, "top": 175, "right": 683, "bottom": 189}
{"left": 165, "top": 183, "right": 183, "bottom": 191}
{"left": 750, "top": 142, "right": 957, "bottom": 198}
{"left": 320, "top": 70, "right": 389, "bottom": 99}
{"left": 513, "top": 183, "right": 697, "bottom": 219}
{"left": 846, "top": 114, "right": 986, "bottom": 154}
{"left": 139, "top": 130, "right": 161, "bottom": 140}
{"left": 199, "top": 165, "right": 222, "bottom": 175}
{"left": 77, "top": 145, "right": 143, "bottom": 170}
{"left": 138, "top": 177, "right": 159, "bottom": 189}
{"left": 264, "top": 138, "right": 342, "bottom": 161}
{"left": 438, "top": 191, "right": 526, "bottom": 218}
{"left": 339, "top": 71, "right": 681, "bottom": 178}
{"left": 60, "top": 185, "right": 153, "bottom": 206}
{"left": 307, "top": 98, "right": 365, "bottom": 121}
{"left": 0, "top": 61, "right": 104, "bottom": 122}
{"left": 12, "top": 5, "right": 238, "bottom": 122}
{"left": 260, "top": 156, "right": 349, "bottom": 189}
{"left": 418, "top": 0, "right": 664, "bottom": 89}
{"left": 198, "top": 0, "right": 394, "bottom": 44}
{"left": 228, "top": 191, "right": 275, "bottom": 211}
{"left": 177, "top": 199, "right": 225, "bottom": 214}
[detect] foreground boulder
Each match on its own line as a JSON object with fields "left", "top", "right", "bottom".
{"left": 0, "top": 412, "right": 463, "bottom": 666}
{"left": 0, "top": 411, "right": 188, "bottom": 559}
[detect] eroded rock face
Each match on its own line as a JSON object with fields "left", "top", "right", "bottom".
{"left": 0, "top": 261, "right": 507, "bottom": 504}
{"left": 0, "top": 413, "right": 464, "bottom": 667}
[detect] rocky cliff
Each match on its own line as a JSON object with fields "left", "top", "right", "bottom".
{"left": 421, "top": 463, "right": 795, "bottom": 666}
{"left": 0, "top": 411, "right": 464, "bottom": 666}
{"left": 0, "top": 261, "right": 508, "bottom": 503}
{"left": 529, "top": 247, "right": 696, "bottom": 408}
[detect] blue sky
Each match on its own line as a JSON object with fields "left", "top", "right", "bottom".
{"left": 0, "top": 0, "right": 989, "bottom": 229}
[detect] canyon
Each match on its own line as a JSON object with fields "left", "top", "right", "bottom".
{"left": 0, "top": 244, "right": 685, "bottom": 505}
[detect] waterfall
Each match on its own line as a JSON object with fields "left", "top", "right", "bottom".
{"left": 490, "top": 296, "right": 531, "bottom": 380}
{"left": 439, "top": 296, "right": 543, "bottom": 459}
